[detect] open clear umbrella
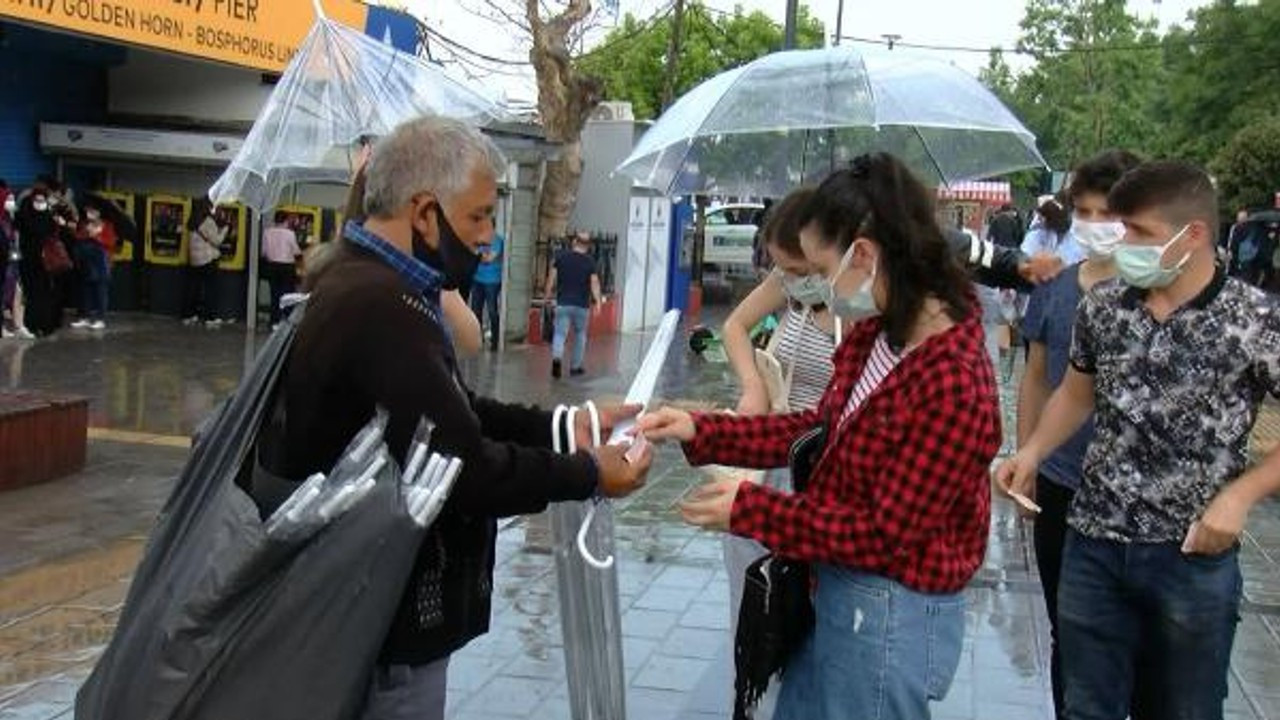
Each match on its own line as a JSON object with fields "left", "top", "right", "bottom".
{"left": 209, "top": 15, "right": 509, "bottom": 211}
{"left": 616, "top": 46, "right": 1046, "bottom": 196}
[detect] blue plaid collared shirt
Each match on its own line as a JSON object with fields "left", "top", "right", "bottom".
{"left": 343, "top": 220, "right": 446, "bottom": 330}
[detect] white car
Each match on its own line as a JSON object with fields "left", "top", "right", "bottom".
{"left": 702, "top": 203, "right": 765, "bottom": 271}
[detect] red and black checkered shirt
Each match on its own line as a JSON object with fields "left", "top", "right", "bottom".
{"left": 684, "top": 310, "right": 1002, "bottom": 594}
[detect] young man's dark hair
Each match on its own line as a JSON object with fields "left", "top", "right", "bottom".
{"left": 1108, "top": 160, "right": 1219, "bottom": 243}
{"left": 1068, "top": 150, "right": 1143, "bottom": 203}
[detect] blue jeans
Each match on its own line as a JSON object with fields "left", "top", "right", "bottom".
{"left": 774, "top": 565, "right": 965, "bottom": 720}
{"left": 552, "top": 304, "right": 589, "bottom": 369}
{"left": 77, "top": 244, "right": 110, "bottom": 321}
{"left": 1058, "top": 530, "right": 1241, "bottom": 720}
{"left": 469, "top": 282, "right": 500, "bottom": 344}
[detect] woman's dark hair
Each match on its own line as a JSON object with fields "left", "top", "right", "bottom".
{"left": 187, "top": 197, "right": 213, "bottom": 232}
{"left": 799, "top": 153, "right": 973, "bottom": 350}
{"left": 344, "top": 165, "right": 369, "bottom": 224}
{"left": 299, "top": 162, "right": 367, "bottom": 290}
{"left": 761, "top": 186, "right": 816, "bottom": 258}
{"left": 1037, "top": 195, "right": 1071, "bottom": 236}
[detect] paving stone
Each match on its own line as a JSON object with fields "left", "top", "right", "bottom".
{"left": 633, "top": 654, "right": 713, "bottom": 693}
{"left": 622, "top": 609, "right": 681, "bottom": 640}
{"left": 633, "top": 585, "right": 702, "bottom": 614}
{"left": 459, "top": 675, "right": 550, "bottom": 717}
{"left": 678, "top": 601, "right": 731, "bottom": 631}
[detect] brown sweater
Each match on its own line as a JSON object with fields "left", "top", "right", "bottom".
{"left": 276, "top": 242, "right": 597, "bottom": 664}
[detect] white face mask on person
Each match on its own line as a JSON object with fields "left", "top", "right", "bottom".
{"left": 777, "top": 270, "right": 829, "bottom": 308}
{"left": 820, "top": 240, "right": 880, "bottom": 322}
{"left": 1114, "top": 224, "right": 1191, "bottom": 289}
{"left": 1073, "top": 219, "right": 1125, "bottom": 260}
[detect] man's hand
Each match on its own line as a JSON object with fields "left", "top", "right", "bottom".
{"left": 573, "top": 403, "right": 642, "bottom": 448}
{"left": 992, "top": 449, "right": 1042, "bottom": 517}
{"left": 1019, "top": 253, "right": 1065, "bottom": 285}
{"left": 1183, "top": 484, "right": 1251, "bottom": 555}
{"left": 634, "top": 407, "right": 697, "bottom": 443}
{"left": 679, "top": 476, "right": 748, "bottom": 531}
{"left": 592, "top": 442, "right": 653, "bottom": 498}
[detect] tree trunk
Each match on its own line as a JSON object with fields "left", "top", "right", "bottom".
{"left": 536, "top": 137, "right": 583, "bottom": 244}
{"left": 526, "top": 0, "right": 602, "bottom": 255}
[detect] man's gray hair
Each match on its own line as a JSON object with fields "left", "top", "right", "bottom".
{"left": 363, "top": 116, "right": 507, "bottom": 218}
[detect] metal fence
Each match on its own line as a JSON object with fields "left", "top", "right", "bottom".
{"left": 532, "top": 231, "right": 618, "bottom": 298}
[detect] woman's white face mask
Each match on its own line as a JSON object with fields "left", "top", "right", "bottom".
{"left": 820, "top": 240, "right": 880, "bottom": 323}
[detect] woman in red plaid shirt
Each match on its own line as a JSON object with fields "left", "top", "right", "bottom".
{"left": 639, "top": 153, "right": 1003, "bottom": 720}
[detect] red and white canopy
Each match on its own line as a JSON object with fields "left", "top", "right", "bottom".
{"left": 936, "top": 181, "right": 1012, "bottom": 205}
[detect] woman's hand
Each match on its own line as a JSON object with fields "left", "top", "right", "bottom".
{"left": 634, "top": 407, "right": 696, "bottom": 443}
{"left": 679, "top": 476, "right": 747, "bottom": 531}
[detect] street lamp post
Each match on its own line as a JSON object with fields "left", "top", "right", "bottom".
{"left": 783, "top": 0, "right": 798, "bottom": 49}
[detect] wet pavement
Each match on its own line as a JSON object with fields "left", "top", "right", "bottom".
{"left": 2, "top": 314, "right": 1280, "bottom": 720}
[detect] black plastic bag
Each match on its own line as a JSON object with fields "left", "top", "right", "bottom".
{"left": 76, "top": 305, "right": 426, "bottom": 720}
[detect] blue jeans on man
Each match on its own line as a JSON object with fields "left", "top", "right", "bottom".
{"left": 551, "top": 304, "right": 589, "bottom": 373}
{"left": 1058, "top": 530, "right": 1241, "bottom": 720}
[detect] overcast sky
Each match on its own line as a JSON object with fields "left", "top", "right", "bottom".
{"left": 406, "top": 0, "right": 1213, "bottom": 105}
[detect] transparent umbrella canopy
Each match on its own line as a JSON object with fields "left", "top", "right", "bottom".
{"left": 209, "top": 16, "right": 509, "bottom": 211}
{"left": 616, "top": 46, "right": 1047, "bottom": 196}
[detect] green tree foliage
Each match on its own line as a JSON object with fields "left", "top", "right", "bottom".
{"left": 1211, "top": 118, "right": 1280, "bottom": 212}
{"left": 1002, "top": 0, "right": 1164, "bottom": 171}
{"left": 986, "top": 0, "right": 1280, "bottom": 209}
{"left": 575, "top": 3, "right": 825, "bottom": 120}
{"left": 1158, "top": 0, "right": 1280, "bottom": 165}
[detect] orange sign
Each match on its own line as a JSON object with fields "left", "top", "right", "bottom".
{"left": 0, "top": 0, "right": 369, "bottom": 72}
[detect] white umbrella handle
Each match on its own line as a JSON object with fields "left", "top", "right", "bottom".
{"left": 556, "top": 402, "right": 615, "bottom": 570}
{"left": 312, "top": 0, "right": 327, "bottom": 21}
{"left": 573, "top": 402, "right": 614, "bottom": 570}
{"left": 576, "top": 502, "right": 613, "bottom": 570}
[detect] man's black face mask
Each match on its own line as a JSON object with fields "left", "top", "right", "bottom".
{"left": 412, "top": 204, "right": 479, "bottom": 295}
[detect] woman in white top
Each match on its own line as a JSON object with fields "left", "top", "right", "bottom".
{"left": 719, "top": 187, "right": 838, "bottom": 638}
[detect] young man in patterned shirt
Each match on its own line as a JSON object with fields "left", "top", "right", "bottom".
{"left": 997, "top": 160, "right": 1280, "bottom": 720}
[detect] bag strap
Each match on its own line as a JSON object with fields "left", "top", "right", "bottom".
{"left": 777, "top": 307, "right": 810, "bottom": 405}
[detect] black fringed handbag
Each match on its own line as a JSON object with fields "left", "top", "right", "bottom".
{"left": 732, "top": 423, "right": 827, "bottom": 719}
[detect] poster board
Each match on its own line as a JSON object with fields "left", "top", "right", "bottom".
{"left": 144, "top": 195, "right": 191, "bottom": 266}
{"left": 273, "top": 205, "right": 322, "bottom": 249}
{"left": 98, "top": 191, "right": 135, "bottom": 262}
{"left": 215, "top": 203, "right": 249, "bottom": 271}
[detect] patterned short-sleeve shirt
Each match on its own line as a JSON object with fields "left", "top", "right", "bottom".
{"left": 1069, "top": 268, "right": 1280, "bottom": 543}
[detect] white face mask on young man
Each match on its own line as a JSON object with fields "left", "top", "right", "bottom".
{"left": 1073, "top": 219, "right": 1125, "bottom": 260}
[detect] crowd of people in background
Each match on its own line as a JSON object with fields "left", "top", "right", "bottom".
{"left": 703, "top": 149, "right": 1280, "bottom": 720}
{"left": 0, "top": 174, "right": 129, "bottom": 338}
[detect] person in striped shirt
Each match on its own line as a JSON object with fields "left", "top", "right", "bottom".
{"left": 719, "top": 186, "right": 839, "bottom": 648}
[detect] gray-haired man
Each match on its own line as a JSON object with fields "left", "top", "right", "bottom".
{"left": 267, "top": 116, "right": 653, "bottom": 719}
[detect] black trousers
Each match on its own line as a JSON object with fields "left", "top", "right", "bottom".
{"left": 1033, "top": 476, "right": 1074, "bottom": 720}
